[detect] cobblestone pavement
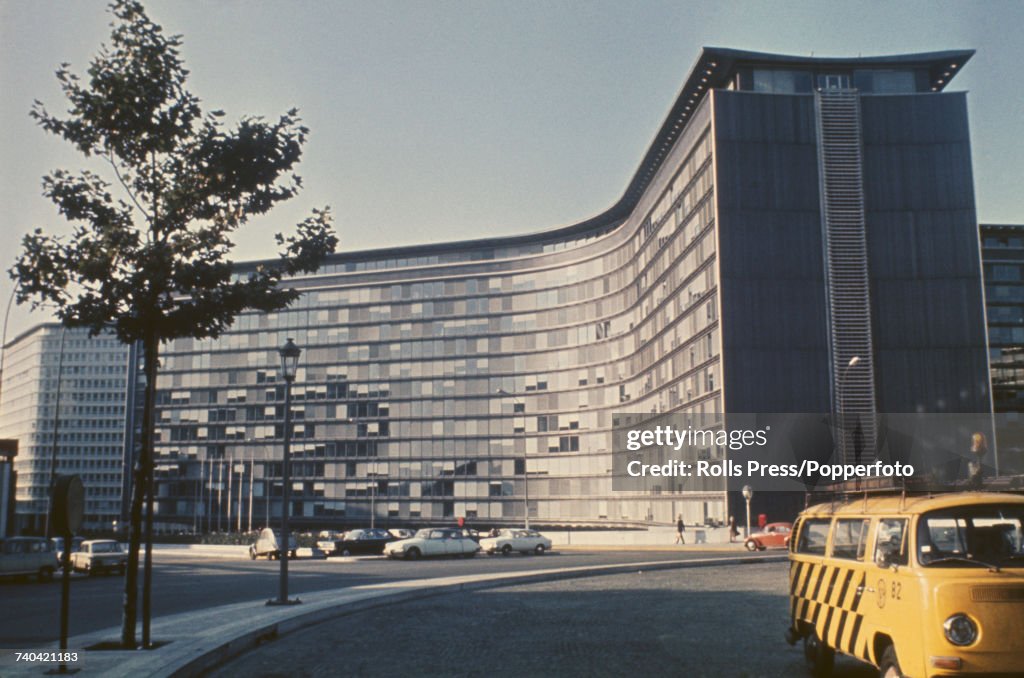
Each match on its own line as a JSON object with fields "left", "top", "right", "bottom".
{"left": 208, "top": 562, "right": 874, "bottom": 678}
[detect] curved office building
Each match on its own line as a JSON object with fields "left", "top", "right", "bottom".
{"left": 151, "top": 48, "right": 991, "bottom": 529}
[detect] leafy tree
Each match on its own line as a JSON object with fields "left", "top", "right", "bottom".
{"left": 10, "top": 0, "right": 337, "bottom": 647}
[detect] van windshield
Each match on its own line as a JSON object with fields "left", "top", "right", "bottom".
{"left": 917, "top": 505, "right": 1024, "bottom": 567}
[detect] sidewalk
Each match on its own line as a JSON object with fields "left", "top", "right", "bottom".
{"left": 0, "top": 551, "right": 785, "bottom": 678}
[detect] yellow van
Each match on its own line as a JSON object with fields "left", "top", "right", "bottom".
{"left": 786, "top": 492, "right": 1024, "bottom": 677}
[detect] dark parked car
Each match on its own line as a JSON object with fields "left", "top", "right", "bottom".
{"left": 325, "top": 528, "right": 394, "bottom": 556}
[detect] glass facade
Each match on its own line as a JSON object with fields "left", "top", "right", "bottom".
{"left": 152, "top": 97, "right": 727, "bottom": 529}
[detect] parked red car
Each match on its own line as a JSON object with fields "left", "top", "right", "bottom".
{"left": 744, "top": 522, "right": 792, "bottom": 551}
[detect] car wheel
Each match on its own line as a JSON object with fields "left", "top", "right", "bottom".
{"left": 85, "top": 563, "right": 94, "bottom": 577}
{"left": 405, "top": 547, "right": 421, "bottom": 561}
{"left": 289, "top": 550, "right": 297, "bottom": 559}
{"left": 803, "top": 628, "right": 834, "bottom": 678}
{"left": 534, "top": 544, "right": 546, "bottom": 555}
{"left": 879, "top": 645, "right": 903, "bottom": 678}
{"left": 249, "top": 548, "right": 256, "bottom": 560}
{"left": 118, "top": 564, "right": 126, "bottom": 576}
{"left": 744, "top": 539, "right": 758, "bottom": 552}
{"left": 501, "top": 544, "right": 513, "bottom": 556}
{"left": 341, "top": 548, "right": 352, "bottom": 557}
{"left": 38, "top": 567, "right": 55, "bottom": 583}
{"left": 270, "top": 552, "right": 278, "bottom": 561}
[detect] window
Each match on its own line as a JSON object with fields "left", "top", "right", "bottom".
{"left": 796, "top": 519, "right": 830, "bottom": 556}
{"left": 831, "top": 519, "right": 869, "bottom": 560}
{"left": 818, "top": 74, "right": 851, "bottom": 91}
{"left": 874, "top": 518, "right": 909, "bottom": 566}
{"left": 917, "top": 504, "right": 1024, "bottom": 567}
{"left": 752, "top": 69, "right": 812, "bottom": 93}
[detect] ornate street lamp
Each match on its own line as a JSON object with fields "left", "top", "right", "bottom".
{"left": 742, "top": 485, "right": 753, "bottom": 540}
{"left": 269, "top": 338, "right": 301, "bottom": 606}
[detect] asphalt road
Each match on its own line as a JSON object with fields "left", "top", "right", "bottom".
{"left": 210, "top": 562, "right": 874, "bottom": 678}
{"left": 0, "top": 549, "right": 778, "bottom": 647}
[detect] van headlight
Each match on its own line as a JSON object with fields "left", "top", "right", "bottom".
{"left": 943, "top": 614, "right": 978, "bottom": 646}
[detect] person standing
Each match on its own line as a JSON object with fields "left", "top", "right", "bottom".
{"left": 675, "top": 514, "right": 686, "bottom": 545}
{"left": 728, "top": 516, "right": 739, "bottom": 543}
{"left": 968, "top": 432, "right": 988, "bottom": 489}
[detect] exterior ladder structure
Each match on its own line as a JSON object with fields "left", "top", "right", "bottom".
{"left": 815, "top": 89, "right": 878, "bottom": 465}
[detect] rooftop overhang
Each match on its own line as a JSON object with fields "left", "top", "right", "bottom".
{"left": 239, "top": 47, "right": 975, "bottom": 271}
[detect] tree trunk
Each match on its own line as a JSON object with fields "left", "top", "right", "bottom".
{"left": 121, "top": 332, "right": 158, "bottom": 647}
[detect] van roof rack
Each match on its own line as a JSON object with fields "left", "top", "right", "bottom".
{"left": 804, "top": 474, "right": 1024, "bottom": 509}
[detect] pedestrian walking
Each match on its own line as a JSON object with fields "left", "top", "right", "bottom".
{"left": 728, "top": 515, "right": 739, "bottom": 543}
{"left": 967, "top": 432, "right": 988, "bottom": 489}
{"left": 675, "top": 514, "right": 686, "bottom": 545}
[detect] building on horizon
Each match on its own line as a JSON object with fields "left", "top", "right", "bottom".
{"left": 111, "top": 47, "right": 991, "bottom": 529}
{"left": 0, "top": 324, "right": 137, "bottom": 533}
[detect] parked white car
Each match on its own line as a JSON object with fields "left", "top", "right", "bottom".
{"left": 480, "top": 529, "right": 552, "bottom": 556}
{"left": 383, "top": 528, "right": 480, "bottom": 560}
{"left": 70, "top": 540, "right": 127, "bottom": 575}
{"left": 0, "top": 537, "right": 58, "bottom": 581}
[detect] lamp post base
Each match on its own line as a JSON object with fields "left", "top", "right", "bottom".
{"left": 266, "top": 598, "right": 302, "bottom": 606}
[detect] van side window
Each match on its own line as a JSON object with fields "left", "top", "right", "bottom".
{"left": 796, "top": 519, "right": 830, "bottom": 556}
{"left": 831, "top": 519, "right": 870, "bottom": 560}
{"left": 874, "top": 518, "right": 908, "bottom": 566}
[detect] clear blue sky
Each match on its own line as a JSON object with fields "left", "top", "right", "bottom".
{"left": 2, "top": 0, "right": 1022, "bottom": 339}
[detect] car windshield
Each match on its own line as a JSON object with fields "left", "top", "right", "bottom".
{"left": 414, "top": 529, "right": 432, "bottom": 539}
{"left": 917, "top": 504, "right": 1024, "bottom": 567}
{"left": 91, "top": 542, "right": 121, "bottom": 553}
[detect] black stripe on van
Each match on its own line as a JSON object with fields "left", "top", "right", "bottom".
{"left": 811, "top": 564, "right": 828, "bottom": 601}
{"left": 848, "top": 613, "right": 863, "bottom": 656}
{"left": 835, "top": 568, "right": 854, "bottom": 608}
{"left": 798, "top": 561, "right": 816, "bottom": 599}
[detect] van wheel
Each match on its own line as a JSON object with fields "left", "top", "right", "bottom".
{"left": 879, "top": 646, "right": 903, "bottom": 678}
{"left": 38, "top": 567, "right": 55, "bottom": 583}
{"left": 803, "top": 629, "right": 834, "bottom": 677}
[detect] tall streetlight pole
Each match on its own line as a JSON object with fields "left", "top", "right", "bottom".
{"left": 368, "top": 481, "right": 376, "bottom": 530}
{"left": 496, "top": 389, "right": 529, "bottom": 529}
{"left": 269, "top": 338, "right": 301, "bottom": 606}
{"left": 741, "top": 485, "right": 753, "bottom": 539}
